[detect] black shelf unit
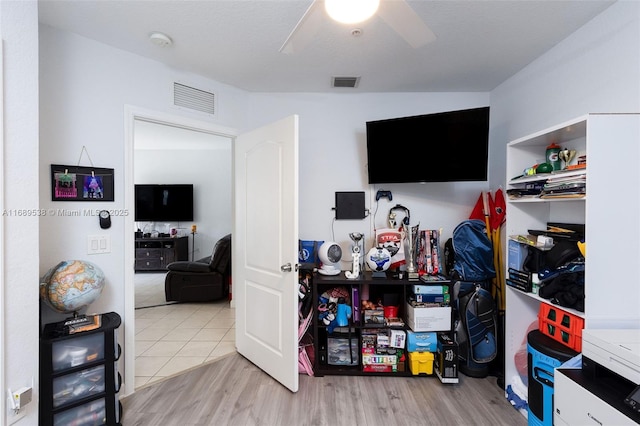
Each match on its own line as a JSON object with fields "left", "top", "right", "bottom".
{"left": 313, "top": 271, "right": 450, "bottom": 377}
{"left": 40, "top": 312, "right": 122, "bottom": 426}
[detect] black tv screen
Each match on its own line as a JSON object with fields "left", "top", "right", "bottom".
{"left": 366, "top": 107, "right": 490, "bottom": 184}
{"left": 135, "top": 184, "right": 194, "bottom": 222}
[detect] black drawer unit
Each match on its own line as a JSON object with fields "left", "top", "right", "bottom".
{"left": 134, "top": 236, "right": 188, "bottom": 271}
{"left": 40, "top": 312, "right": 122, "bottom": 426}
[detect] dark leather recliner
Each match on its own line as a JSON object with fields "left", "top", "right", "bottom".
{"left": 165, "top": 234, "right": 231, "bottom": 302}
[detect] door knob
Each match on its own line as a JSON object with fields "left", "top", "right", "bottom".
{"left": 281, "top": 263, "right": 292, "bottom": 272}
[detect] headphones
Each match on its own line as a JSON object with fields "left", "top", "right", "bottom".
{"left": 388, "top": 204, "right": 410, "bottom": 229}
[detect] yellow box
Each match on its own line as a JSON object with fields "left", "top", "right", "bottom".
{"left": 408, "top": 351, "right": 434, "bottom": 375}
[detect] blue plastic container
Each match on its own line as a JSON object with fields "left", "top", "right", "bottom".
{"left": 527, "top": 330, "right": 578, "bottom": 426}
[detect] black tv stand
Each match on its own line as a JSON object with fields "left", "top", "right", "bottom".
{"left": 134, "top": 236, "right": 188, "bottom": 271}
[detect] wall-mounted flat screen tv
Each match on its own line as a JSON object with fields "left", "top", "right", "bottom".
{"left": 134, "top": 184, "right": 194, "bottom": 222}
{"left": 366, "top": 106, "right": 490, "bottom": 184}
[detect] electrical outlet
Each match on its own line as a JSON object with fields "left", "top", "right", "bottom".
{"left": 12, "top": 387, "right": 32, "bottom": 410}
{"left": 7, "top": 394, "right": 27, "bottom": 425}
{"left": 7, "top": 378, "right": 34, "bottom": 425}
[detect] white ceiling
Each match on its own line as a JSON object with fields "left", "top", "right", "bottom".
{"left": 38, "top": 0, "right": 615, "bottom": 93}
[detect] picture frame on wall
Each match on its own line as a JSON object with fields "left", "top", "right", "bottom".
{"left": 50, "top": 164, "right": 115, "bottom": 201}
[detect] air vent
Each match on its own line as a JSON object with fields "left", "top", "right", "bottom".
{"left": 173, "top": 82, "right": 215, "bottom": 115}
{"left": 332, "top": 76, "right": 360, "bottom": 88}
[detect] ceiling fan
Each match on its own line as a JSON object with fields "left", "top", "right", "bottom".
{"left": 279, "top": 0, "right": 436, "bottom": 54}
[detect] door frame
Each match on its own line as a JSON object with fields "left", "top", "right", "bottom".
{"left": 123, "top": 105, "right": 237, "bottom": 396}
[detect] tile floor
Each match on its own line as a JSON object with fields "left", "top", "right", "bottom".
{"left": 134, "top": 273, "right": 235, "bottom": 389}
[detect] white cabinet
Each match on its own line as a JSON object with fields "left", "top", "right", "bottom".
{"left": 503, "top": 114, "right": 640, "bottom": 412}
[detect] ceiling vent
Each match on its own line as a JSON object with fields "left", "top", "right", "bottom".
{"left": 173, "top": 82, "right": 215, "bottom": 115}
{"left": 332, "top": 76, "right": 360, "bottom": 88}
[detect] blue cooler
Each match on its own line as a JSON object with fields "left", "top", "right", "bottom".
{"left": 527, "top": 330, "right": 578, "bottom": 426}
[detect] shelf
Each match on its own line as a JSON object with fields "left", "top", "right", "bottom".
{"left": 506, "top": 286, "right": 585, "bottom": 319}
{"left": 507, "top": 116, "right": 587, "bottom": 148}
{"left": 508, "top": 168, "right": 587, "bottom": 185}
{"left": 508, "top": 196, "right": 586, "bottom": 203}
{"left": 312, "top": 272, "right": 453, "bottom": 379}
{"left": 504, "top": 113, "right": 640, "bottom": 420}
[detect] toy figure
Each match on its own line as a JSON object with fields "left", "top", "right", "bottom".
{"left": 335, "top": 297, "right": 352, "bottom": 327}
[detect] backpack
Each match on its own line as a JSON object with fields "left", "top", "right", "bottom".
{"left": 449, "top": 219, "right": 496, "bottom": 282}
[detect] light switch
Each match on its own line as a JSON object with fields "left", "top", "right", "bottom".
{"left": 88, "top": 235, "right": 111, "bottom": 254}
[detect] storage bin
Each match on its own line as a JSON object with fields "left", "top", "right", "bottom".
{"left": 52, "top": 365, "right": 105, "bottom": 408}
{"left": 408, "top": 351, "right": 434, "bottom": 375}
{"left": 527, "top": 330, "right": 579, "bottom": 426}
{"left": 51, "top": 333, "right": 105, "bottom": 372}
{"left": 538, "top": 303, "right": 584, "bottom": 352}
{"left": 327, "top": 337, "right": 359, "bottom": 366}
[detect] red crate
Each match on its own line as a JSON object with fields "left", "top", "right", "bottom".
{"left": 538, "top": 303, "right": 584, "bottom": 352}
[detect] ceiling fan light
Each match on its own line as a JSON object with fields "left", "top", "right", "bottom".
{"left": 325, "top": 0, "right": 380, "bottom": 24}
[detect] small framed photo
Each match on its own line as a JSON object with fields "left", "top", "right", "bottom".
{"left": 51, "top": 164, "right": 114, "bottom": 201}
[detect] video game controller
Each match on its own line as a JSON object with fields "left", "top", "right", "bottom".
{"left": 376, "top": 190, "right": 392, "bottom": 201}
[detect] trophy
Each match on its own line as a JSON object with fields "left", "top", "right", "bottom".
{"left": 345, "top": 232, "right": 364, "bottom": 279}
{"left": 405, "top": 224, "right": 420, "bottom": 281}
{"left": 559, "top": 148, "right": 576, "bottom": 170}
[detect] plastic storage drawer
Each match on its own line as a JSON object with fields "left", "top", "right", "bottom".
{"left": 51, "top": 333, "right": 105, "bottom": 372}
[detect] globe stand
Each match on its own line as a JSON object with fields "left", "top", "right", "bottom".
{"left": 371, "top": 271, "right": 387, "bottom": 279}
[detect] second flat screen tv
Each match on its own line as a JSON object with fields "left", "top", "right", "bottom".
{"left": 135, "top": 184, "right": 194, "bottom": 222}
{"left": 366, "top": 106, "right": 490, "bottom": 184}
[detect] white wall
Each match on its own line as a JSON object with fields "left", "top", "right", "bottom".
{"left": 1, "top": 2, "right": 40, "bottom": 425}
{"left": 489, "top": 0, "right": 640, "bottom": 189}
{"left": 134, "top": 121, "right": 232, "bottom": 259}
{"left": 246, "top": 92, "right": 492, "bottom": 264}
{"left": 38, "top": 24, "right": 249, "bottom": 393}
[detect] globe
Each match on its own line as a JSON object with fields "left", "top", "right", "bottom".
{"left": 39, "top": 260, "right": 105, "bottom": 314}
{"left": 366, "top": 247, "right": 391, "bottom": 272}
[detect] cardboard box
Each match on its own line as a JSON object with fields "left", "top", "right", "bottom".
{"left": 415, "top": 293, "right": 450, "bottom": 304}
{"left": 405, "top": 303, "right": 452, "bottom": 332}
{"left": 364, "top": 309, "right": 385, "bottom": 325}
{"left": 434, "top": 332, "right": 459, "bottom": 383}
{"left": 406, "top": 331, "right": 437, "bottom": 352}
{"left": 362, "top": 354, "right": 398, "bottom": 366}
{"left": 363, "top": 364, "right": 401, "bottom": 373}
{"left": 389, "top": 329, "right": 406, "bottom": 349}
{"left": 508, "top": 239, "right": 529, "bottom": 271}
{"left": 412, "top": 284, "right": 448, "bottom": 295}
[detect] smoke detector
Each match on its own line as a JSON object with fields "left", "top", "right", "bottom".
{"left": 149, "top": 32, "right": 173, "bottom": 47}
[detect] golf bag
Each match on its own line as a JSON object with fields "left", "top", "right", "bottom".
{"left": 448, "top": 219, "right": 498, "bottom": 378}
{"left": 451, "top": 281, "right": 498, "bottom": 377}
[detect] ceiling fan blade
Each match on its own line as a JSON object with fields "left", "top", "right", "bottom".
{"left": 279, "top": 0, "right": 325, "bottom": 54}
{"left": 377, "top": 0, "right": 436, "bottom": 48}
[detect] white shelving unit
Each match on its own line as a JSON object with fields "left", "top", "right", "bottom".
{"left": 503, "top": 113, "right": 640, "bottom": 414}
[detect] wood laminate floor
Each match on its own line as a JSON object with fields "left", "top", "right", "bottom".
{"left": 122, "top": 352, "right": 527, "bottom": 426}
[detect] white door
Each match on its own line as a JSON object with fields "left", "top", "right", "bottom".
{"left": 234, "top": 115, "right": 299, "bottom": 392}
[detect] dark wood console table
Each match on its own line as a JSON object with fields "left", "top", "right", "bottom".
{"left": 134, "top": 236, "right": 188, "bottom": 271}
